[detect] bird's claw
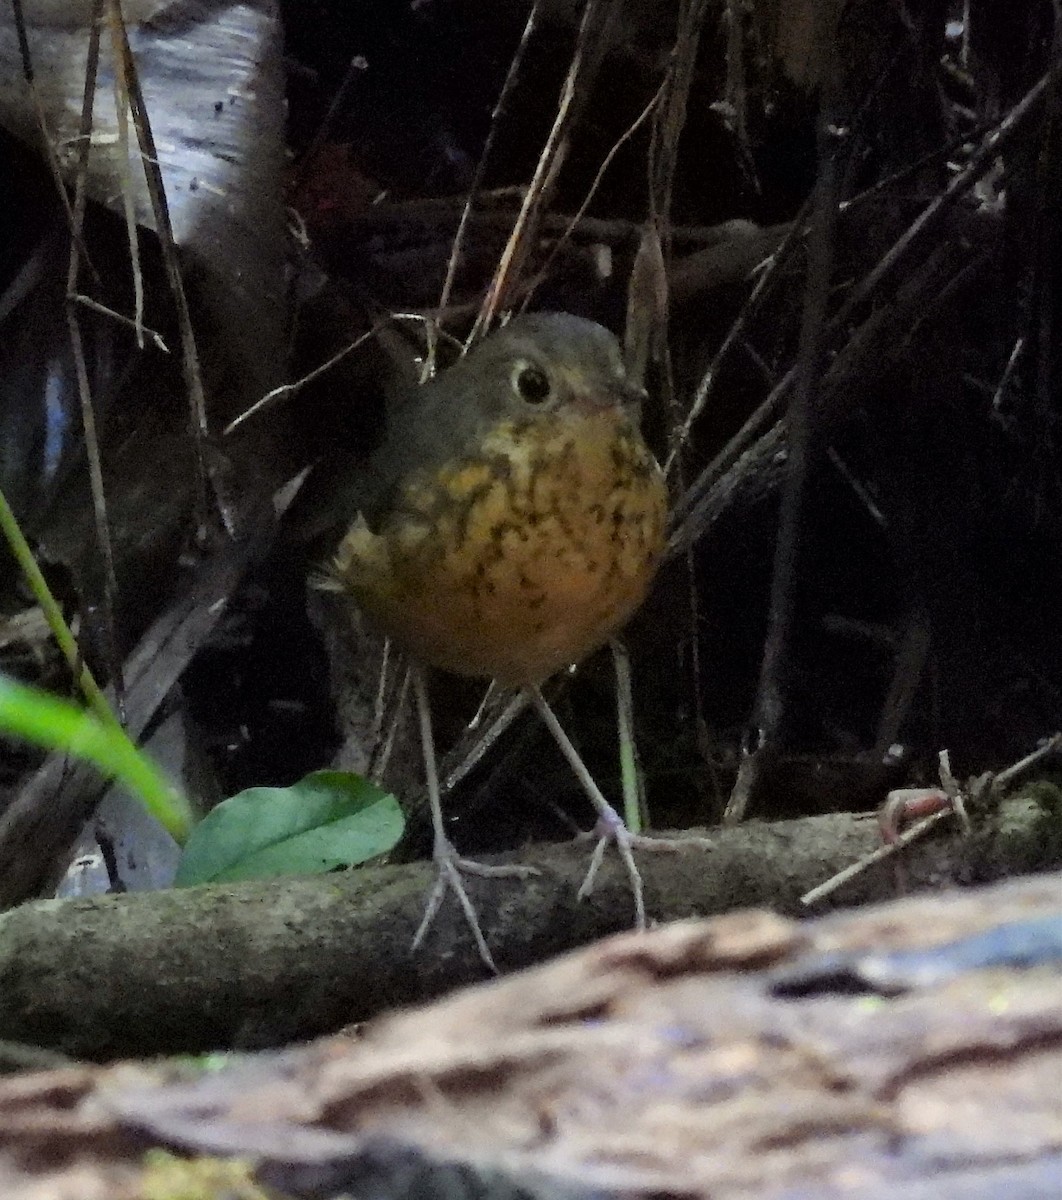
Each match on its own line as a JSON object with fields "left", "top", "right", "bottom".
{"left": 575, "top": 804, "right": 714, "bottom": 931}
{"left": 412, "top": 837, "right": 538, "bottom": 973}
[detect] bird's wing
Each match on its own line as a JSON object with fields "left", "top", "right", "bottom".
{"left": 284, "top": 330, "right": 517, "bottom": 554}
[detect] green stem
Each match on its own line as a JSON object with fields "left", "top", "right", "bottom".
{"left": 0, "top": 485, "right": 120, "bottom": 734}
{"left": 0, "top": 675, "right": 191, "bottom": 841}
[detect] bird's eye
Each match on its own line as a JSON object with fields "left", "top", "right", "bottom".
{"left": 513, "top": 363, "right": 551, "bottom": 405}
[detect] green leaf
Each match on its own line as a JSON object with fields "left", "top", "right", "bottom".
{"left": 174, "top": 770, "right": 403, "bottom": 885}
{"left": 0, "top": 674, "right": 192, "bottom": 841}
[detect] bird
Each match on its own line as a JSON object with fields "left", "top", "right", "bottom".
{"left": 309, "top": 311, "right": 696, "bottom": 968}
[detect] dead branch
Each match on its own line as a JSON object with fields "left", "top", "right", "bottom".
{"left": 0, "top": 873, "right": 1060, "bottom": 1199}
{"left": 0, "top": 793, "right": 1056, "bottom": 1058}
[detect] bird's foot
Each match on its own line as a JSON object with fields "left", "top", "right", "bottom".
{"left": 412, "top": 836, "right": 539, "bottom": 973}
{"left": 575, "top": 805, "right": 714, "bottom": 930}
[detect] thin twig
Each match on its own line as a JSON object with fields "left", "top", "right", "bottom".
{"left": 294, "top": 51, "right": 369, "bottom": 188}
{"left": 432, "top": 0, "right": 542, "bottom": 373}
{"left": 66, "top": 0, "right": 124, "bottom": 719}
{"left": 802, "top": 731, "right": 1062, "bottom": 908}
{"left": 441, "top": 690, "right": 531, "bottom": 794}
{"left": 368, "top": 659, "right": 409, "bottom": 785}
{"left": 471, "top": 0, "right": 612, "bottom": 340}
{"left": 108, "top": 7, "right": 215, "bottom": 528}
{"left": 70, "top": 294, "right": 168, "bottom": 350}
{"left": 523, "top": 79, "right": 667, "bottom": 314}
{"left": 990, "top": 732, "right": 1062, "bottom": 794}
{"left": 668, "top": 72, "right": 1049, "bottom": 541}
{"left": 223, "top": 324, "right": 383, "bottom": 434}
{"left": 636, "top": 0, "right": 711, "bottom": 413}
{"left": 106, "top": 0, "right": 145, "bottom": 347}
{"left": 664, "top": 209, "right": 807, "bottom": 476}
{"left": 723, "top": 18, "right": 843, "bottom": 825}
{"left": 9, "top": 0, "right": 102, "bottom": 285}
{"left": 800, "top": 807, "right": 952, "bottom": 906}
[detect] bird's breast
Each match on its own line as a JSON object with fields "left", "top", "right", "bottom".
{"left": 331, "top": 410, "right": 667, "bottom": 686}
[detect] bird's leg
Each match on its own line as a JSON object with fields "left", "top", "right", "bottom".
{"left": 410, "top": 667, "right": 537, "bottom": 972}
{"left": 528, "top": 677, "right": 713, "bottom": 931}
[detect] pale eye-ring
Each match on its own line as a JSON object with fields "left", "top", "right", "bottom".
{"left": 512, "top": 361, "right": 552, "bottom": 405}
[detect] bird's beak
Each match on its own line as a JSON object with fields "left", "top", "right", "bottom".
{"left": 565, "top": 368, "right": 647, "bottom": 414}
